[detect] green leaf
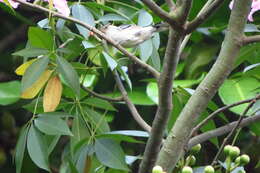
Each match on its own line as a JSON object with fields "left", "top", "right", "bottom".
{"left": 219, "top": 77, "right": 260, "bottom": 115}
{"left": 95, "top": 138, "right": 129, "bottom": 171}
{"left": 138, "top": 9, "right": 153, "bottom": 26}
{"left": 146, "top": 82, "right": 158, "bottom": 104}
{"left": 98, "top": 13, "right": 128, "bottom": 22}
{"left": 28, "top": 27, "right": 54, "bottom": 50}
{"left": 45, "top": 135, "right": 60, "bottom": 154}
{"left": 83, "top": 2, "right": 132, "bottom": 22}
{"left": 234, "top": 42, "right": 260, "bottom": 69}
{"left": 185, "top": 42, "right": 218, "bottom": 79}
{"left": 117, "top": 66, "right": 132, "bottom": 90}
{"left": 21, "top": 56, "right": 49, "bottom": 92}
{"left": 149, "top": 45, "right": 161, "bottom": 71}
{"left": 85, "top": 108, "right": 110, "bottom": 134}
{"left": 72, "top": 4, "right": 95, "bottom": 38}
{"left": 0, "top": 81, "right": 21, "bottom": 105}
{"left": 37, "top": 112, "right": 73, "bottom": 118}
{"left": 96, "top": 133, "right": 143, "bottom": 143}
{"left": 102, "top": 52, "right": 117, "bottom": 70}
{"left": 104, "top": 86, "right": 155, "bottom": 105}
{"left": 27, "top": 125, "right": 49, "bottom": 171}
{"left": 35, "top": 116, "right": 73, "bottom": 136}
{"left": 71, "top": 114, "right": 90, "bottom": 151}
{"left": 15, "top": 125, "right": 30, "bottom": 173}
{"left": 83, "top": 97, "right": 116, "bottom": 111}
{"left": 107, "top": 130, "right": 149, "bottom": 137}
{"left": 139, "top": 39, "right": 153, "bottom": 62}
{"left": 12, "top": 48, "right": 49, "bottom": 57}
{"left": 57, "top": 56, "right": 80, "bottom": 97}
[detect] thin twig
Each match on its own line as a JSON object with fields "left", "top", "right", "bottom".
{"left": 166, "top": 0, "right": 176, "bottom": 11}
{"left": 185, "top": 0, "right": 225, "bottom": 33}
{"left": 113, "top": 70, "right": 151, "bottom": 132}
{"left": 141, "top": 0, "right": 182, "bottom": 30}
{"left": 16, "top": 0, "right": 160, "bottom": 79}
{"left": 179, "top": 0, "right": 214, "bottom": 53}
{"left": 187, "top": 112, "right": 260, "bottom": 149}
{"left": 211, "top": 96, "right": 259, "bottom": 165}
{"left": 81, "top": 85, "right": 124, "bottom": 102}
{"left": 191, "top": 97, "right": 260, "bottom": 136}
{"left": 242, "top": 35, "right": 260, "bottom": 45}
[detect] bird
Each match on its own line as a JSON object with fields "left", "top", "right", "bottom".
{"left": 98, "top": 23, "right": 168, "bottom": 48}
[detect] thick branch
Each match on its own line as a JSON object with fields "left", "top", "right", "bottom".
{"left": 191, "top": 96, "right": 260, "bottom": 136}
{"left": 16, "top": 0, "right": 160, "bottom": 79}
{"left": 242, "top": 35, "right": 260, "bottom": 45}
{"left": 157, "top": 0, "right": 252, "bottom": 172}
{"left": 188, "top": 112, "right": 260, "bottom": 149}
{"left": 138, "top": 28, "right": 184, "bottom": 173}
{"left": 141, "top": 0, "right": 181, "bottom": 30}
{"left": 81, "top": 85, "right": 124, "bottom": 102}
{"left": 113, "top": 71, "right": 151, "bottom": 132}
{"left": 186, "top": 0, "right": 225, "bottom": 33}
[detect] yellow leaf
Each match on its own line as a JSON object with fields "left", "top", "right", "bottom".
{"left": 15, "top": 59, "right": 37, "bottom": 76}
{"left": 43, "top": 75, "right": 63, "bottom": 112}
{"left": 21, "top": 70, "right": 53, "bottom": 99}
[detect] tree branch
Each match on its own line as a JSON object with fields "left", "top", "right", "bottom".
{"left": 180, "top": 0, "right": 214, "bottom": 52}
{"left": 242, "top": 35, "right": 260, "bottom": 45}
{"left": 166, "top": 0, "right": 176, "bottom": 11}
{"left": 113, "top": 71, "right": 152, "bottom": 133}
{"left": 176, "top": 0, "right": 193, "bottom": 24}
{"left": 138, "top": 28, "right": 184, "bottom": 173}
{"left": 191, "top": 96, "right": 260, "bottom": 136}
{"left": 16, "top": 0, "right": 160, "bottom": 79}
{"left": 141, "top": 0, "right": 182, "bottom": 30}
{"left": 81, "top": 85, "right": 124, "bottom": 102}
{"left": 156, "top": 1, "right": 252, "bottom": 172}
{"left": 185, "top": 0, "right": 225, "bottom": 33}
{"left": 211, "top": 97, "right": 258, "bottom": 165}
{"left": 187, "top": 112, "right": 260, "bottom": 149}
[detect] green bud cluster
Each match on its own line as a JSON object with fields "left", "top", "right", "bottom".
{"left": 224, "top": 145, "right": 240, "bottom": 158}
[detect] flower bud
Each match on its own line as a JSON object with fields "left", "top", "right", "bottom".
{"left": 204, "top": 165, "right": 215, "bottom": 173}
{"left": 224, "top": 145, "right": 233, "bottom": 155}
{"left": 240, "top": 154, "right": 250, "bottom": 165}
{"left": 181, "top": 166, "right": 193, "bottom": 173}
{"left": 186, "top": 155, "right": 196, "bottom": 166}
{"left": 152, "top": 165, "right": 163, "bottom": 173}
{"left": 229, "top": 146, "right": 240, "bottom": 158}
{"left": 191, "top": 144, "right": 201, "bottom": 154}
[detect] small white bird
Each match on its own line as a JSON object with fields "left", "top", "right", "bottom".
{"left": 99, "top": 23, "right": 168, "bottom": 48}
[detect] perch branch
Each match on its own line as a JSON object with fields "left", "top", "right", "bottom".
{"left": 16, "top": 0, "right": 160, "bottom": 79}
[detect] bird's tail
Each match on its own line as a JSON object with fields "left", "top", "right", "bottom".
{"left": 152, "top": 22, "right": 169, "bottom": 32}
